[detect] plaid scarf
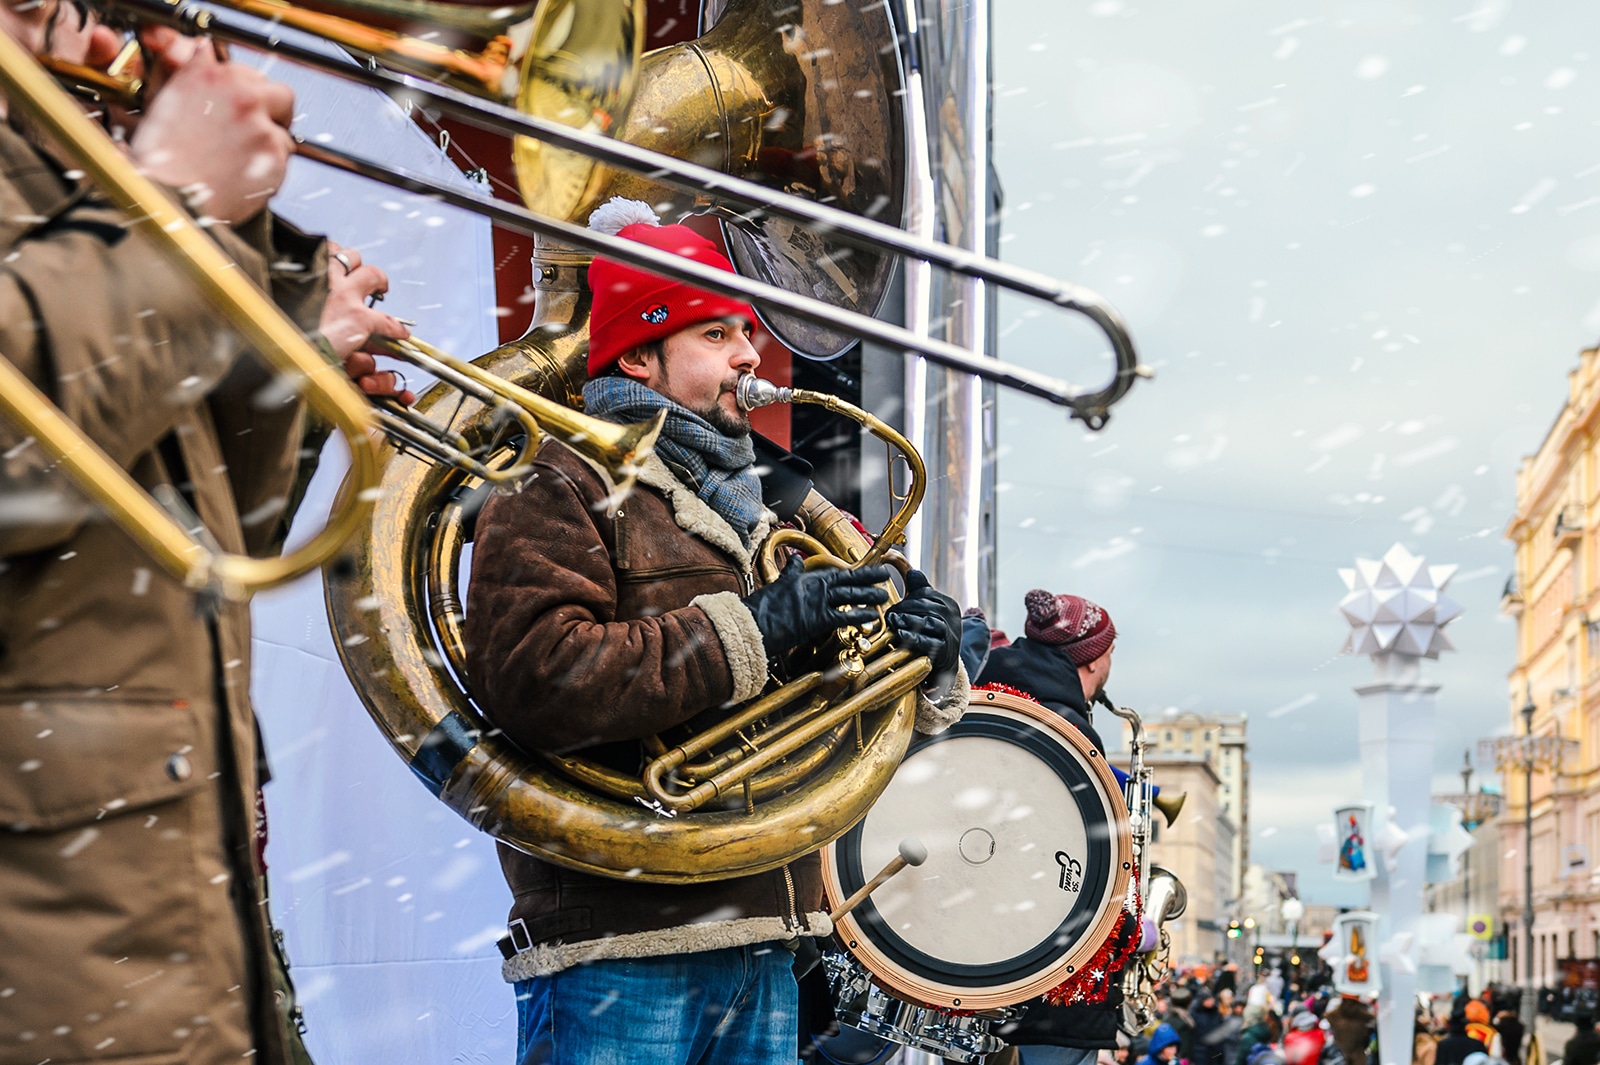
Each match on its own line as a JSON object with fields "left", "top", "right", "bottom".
{"left": 582, "top": 377, "right": 766, "bottom": 547}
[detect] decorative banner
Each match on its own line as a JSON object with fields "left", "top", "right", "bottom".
{"left": 1334, "top": 802, "right": 1378, "bottom": 882}
{"left": 1331, "top": 910, "right": 1383, "bottom": 997}
{"left": 1468, "top": 914, "right": 1494, "bottom": 940}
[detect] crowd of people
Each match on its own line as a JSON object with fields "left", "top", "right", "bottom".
{"left": 1127, "top": 974, "right": 1374, "bottom": 1065}
{"left": 1411, "top": 995, "right": 1525, "bottom": 1065}
{"left": 1104, "top": 970, "right": 1535, "bottom": 1065}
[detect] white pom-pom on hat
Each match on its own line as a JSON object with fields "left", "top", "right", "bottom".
{"left": 588, "top": 197, "right": 661, "bottom": 236}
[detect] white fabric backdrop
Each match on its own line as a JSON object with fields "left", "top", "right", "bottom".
{"left": 243, "top": 48, "right": 517, "bottom": 1065}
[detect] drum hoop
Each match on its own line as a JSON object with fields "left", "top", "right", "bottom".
{"left": 822, "top": 688, "right": 1134, "bottom": 1011}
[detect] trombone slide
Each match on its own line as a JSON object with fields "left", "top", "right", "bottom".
{"left": 0, "top": 33, "right": 382, "bottom": 600}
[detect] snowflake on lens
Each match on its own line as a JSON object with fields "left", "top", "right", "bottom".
{"left": 1337, "top": 543, "right": 1461, "bottom": 659}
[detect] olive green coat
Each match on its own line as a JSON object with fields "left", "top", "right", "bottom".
{"left": 0, "top": 120, "right": 325, "bottom": 1065}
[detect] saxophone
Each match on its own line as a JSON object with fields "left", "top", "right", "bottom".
{"left": 1101, "top": 694, "right": 1188, "bottom": 1032}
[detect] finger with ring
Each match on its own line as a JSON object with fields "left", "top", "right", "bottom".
{"left": 333, "top": 251, "right": 354, "bottom": 275}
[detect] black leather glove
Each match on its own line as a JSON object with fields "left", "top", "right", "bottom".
{"left": 886, "top": 569, "right": 962, "bottom": 675}
{"left": 743, "top": 555, "right": 893, "bottom": 654}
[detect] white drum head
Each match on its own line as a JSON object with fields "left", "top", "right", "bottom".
{"left": 823, "top": 690, "right": 1132, "bottom": 1010}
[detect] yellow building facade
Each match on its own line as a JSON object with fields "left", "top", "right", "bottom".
{"left": 1505, "top": 343, "right": 1600, "bottom": 985}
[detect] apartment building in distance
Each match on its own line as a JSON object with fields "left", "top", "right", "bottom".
{"left": 1503, "top": 341, "right": 1600, "bottom": 989}
{"left": 1120, "top": 710, "right": 1251, "bottom": 965}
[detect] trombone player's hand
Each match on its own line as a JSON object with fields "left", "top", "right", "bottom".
{"left": 321, "top": 241, "right": 415, "bottom": 406}
{"left": 127, "top": 30, "right": 294, "bottom": 224}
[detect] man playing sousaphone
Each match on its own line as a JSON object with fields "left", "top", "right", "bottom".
{"left": 464, "top": 197, "right": 969, "bottom": 1065}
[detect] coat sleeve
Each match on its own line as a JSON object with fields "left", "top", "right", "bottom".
{"left": 207, "top": 214, "right": 328, "bottom": 556}
{"left": 0, "top": 187, "right": 307, "bottom": 558}
{"left": 464, "top": 454, "right": 742, "bottom": 754}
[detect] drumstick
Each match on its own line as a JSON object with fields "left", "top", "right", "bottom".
{"left": 831, "top": 837, "right": 928, "bottom": 921}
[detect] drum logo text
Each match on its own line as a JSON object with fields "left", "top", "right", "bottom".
{"left": 1054, "top": 851, "right": 1083, "bottom": 893}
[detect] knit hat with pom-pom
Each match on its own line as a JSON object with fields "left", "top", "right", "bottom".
{"left": 585, "top": 197, "right": 759, "bottom": 377}
{"left": 1023, "top": 589, "right": 1115, "bottom": 666}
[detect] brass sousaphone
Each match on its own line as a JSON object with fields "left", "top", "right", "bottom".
{"left": 326, "top": 0, "right": 927, "bottom": 884}
{"left": 13, "top": 0, "right": 1148, "bottom": 883}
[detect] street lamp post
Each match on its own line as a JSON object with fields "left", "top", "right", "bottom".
{"left": 1282, "top": 897, "right": 1305, "bottom": 988}
{"left": 1522, "top": 693, "right": 1535, "bottom": 1032}
{"left": 1442, "top": 749, "right": 1505, "bottom": 995}
{"left": 1461, "top": 751, "right": 1474, "bottom": 924}
{"left": 1479, "top": 689, "right": 1578, "bottom": 1035}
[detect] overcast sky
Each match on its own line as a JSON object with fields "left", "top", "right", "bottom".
{"left": 984, "top": 0, "right": 1600, "bottom": 904}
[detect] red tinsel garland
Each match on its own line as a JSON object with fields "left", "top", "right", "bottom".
{"left": 1042, "top": 866, "right": 1142, "bottom": 1006}
{"left": 972, "top": 681, "right": 1036, "bottom": 701}
{"left": 972, "top": 682, "right": 1143, "bottom": 1007}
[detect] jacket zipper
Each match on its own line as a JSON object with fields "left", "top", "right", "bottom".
{"left": 782, "top": 866, "right": 798, "bottom": 932}
{"left": 612, "top": 505, "right": 629, "bottom": 570}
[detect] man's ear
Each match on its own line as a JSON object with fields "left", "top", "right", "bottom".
{"left": 615, "top": 345, "right": 654, "bottom": 382}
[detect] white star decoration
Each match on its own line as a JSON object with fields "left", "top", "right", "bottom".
{"left": 1337, "top": 543, "right": 1461, "bottom": 659}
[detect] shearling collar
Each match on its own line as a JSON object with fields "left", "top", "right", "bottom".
{"left": 632, "top": 452, "right": 775, "bottom": 575}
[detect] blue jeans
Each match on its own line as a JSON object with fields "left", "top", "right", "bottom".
{"left": 513, "top": 944, "right": 799, "bottom": 1065}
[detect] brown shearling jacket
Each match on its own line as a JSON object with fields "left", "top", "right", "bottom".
{"left": 466, "top": 432, "right": 970, "bottom": 978}
{"left": 466, "top": 436, "right": 825, "bottom": 977}
{"left": 0, "top": 121, "right": 326, "bottom": 1065}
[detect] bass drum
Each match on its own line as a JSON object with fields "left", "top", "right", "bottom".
{"left": 821, "top": 689, "right": 1133, "bottom": 1056}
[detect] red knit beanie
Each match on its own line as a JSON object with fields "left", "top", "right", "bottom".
{"left": 585, "top": 198, "right": 759, "bottom": 377}
{"left": 1023, "top": 589, "right": 1115, "bottom": 667}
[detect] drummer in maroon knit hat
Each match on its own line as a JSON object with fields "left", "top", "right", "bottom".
{"left": 972, "top": 589, "right": 1122, "bottom": 1060}
{"left": 1023, "top": 589, "right": 1116, "bottom": 693}
{"left": 974, "top": 587, "right": 1116, "bottom": 748}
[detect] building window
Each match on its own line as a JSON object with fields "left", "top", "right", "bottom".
{"left": 1165, "top": 731, "right": 1173, "bottom": 743}
{"left": 1184, "top": 730, "right": 1193, "bottom": 743}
